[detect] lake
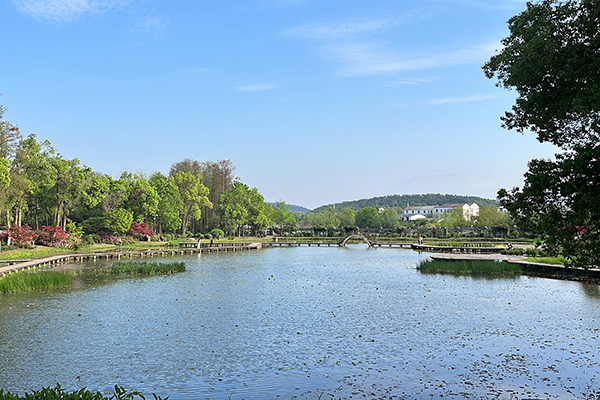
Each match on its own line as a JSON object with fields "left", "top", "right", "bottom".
{"left": 1, "top": 245, "right": 599, "bottom": 399}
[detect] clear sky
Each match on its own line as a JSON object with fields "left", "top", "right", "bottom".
{"left": 0, "top": 0, "right": 558, "bottom": 210}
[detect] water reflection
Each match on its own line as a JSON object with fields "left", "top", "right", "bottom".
{"left": 0, "top": 247, "right": 599, "bottom": 399}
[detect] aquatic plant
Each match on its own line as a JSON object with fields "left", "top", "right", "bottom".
{"left": 110, "top": 261, "right": 185, "bottom": 275}
{"left": 0, "top": 383, "right": 168, "bottom": 400}
{"left": 417, "top": 259, "right": 522, "bottom": 276}
{"left": 0, "top": 271, "right": 73, "bottom": 293}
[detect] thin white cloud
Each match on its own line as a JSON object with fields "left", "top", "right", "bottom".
{"left": 429, "top": 94, "right": 499, "bottom": 105}
{"left": 135, "top": 16, "right": 168, "bottom": 35}
{"left": 236, "top": 84, "right": 275, "bottom": 92}
{"left": 14, "top": 0, "right": 133, "bottom": 23}
{"left": 383, "top": 78, "right": 435, "bottom": 86}
{"left": 283, "top": 19, "right": 395, "bottom": 40}
{"left": 332, "top": 41, "right": 499, "bottom": 76}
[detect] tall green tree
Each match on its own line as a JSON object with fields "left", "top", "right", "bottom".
{"left": 271, "top": 200, "right": 297, "bottom": 234}
{"left": 355, "top": 206, "right": 381, "bottom": 229}
{"left": 149, "top": 172, "right": 183, "bottom": 233}
{"left": 170, "top": 171, "right": 212, "bottom": 235}
{"left": 339, "top": 208, "right": 357, "bottom": 228}
{"left": 218, "top": 180, "right": 269, "bottom": 236}
{"left": 484, "top": 0, "right": 600, "bottom": 267}
{"left": 123, "top": 175, "right": 159, "bottom": 224}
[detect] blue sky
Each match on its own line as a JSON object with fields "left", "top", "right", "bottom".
{"left": 0, "top": 0, "right": 557, "bottom": 209}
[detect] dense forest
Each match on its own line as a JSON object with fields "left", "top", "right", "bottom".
{"left": 312, "top": 194, "right": 498, "bottom": 213}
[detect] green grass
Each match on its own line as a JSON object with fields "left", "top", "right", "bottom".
{"left": 525, "top": 256, "right": 566, "bottom": 265}
{"left": 0, "top": 271, "right": 73, "bottom": 293}
{"left": 417, "top": 259, "right": 523, "bottom": 276}
{"left": 0, "top": 246, "right": 71, "bottom": 261}
{"left": 110, "top": 261, "right": 186, "bottom": 275}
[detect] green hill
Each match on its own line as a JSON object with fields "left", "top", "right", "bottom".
{"left": 311, "top": 194, "right": 498, "bottom": 213}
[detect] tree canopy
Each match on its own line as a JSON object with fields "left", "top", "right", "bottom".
{"left": 485, "top": 0, "right": 600, "bottom": 267}
{"left": 483, "top": 0, "right": 600, "bottom": 149}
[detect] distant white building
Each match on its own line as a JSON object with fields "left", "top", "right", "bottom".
{"left": 399, "top": 203, "right": 479, "bottom": 221}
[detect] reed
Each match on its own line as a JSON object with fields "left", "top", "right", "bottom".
{"left": 417, "top": 259, "right": 522, "bottom": 276}
{"left": 0, "top": 271, "right": 73, "bottom": 293}
{"left": 110, "top": 261, "right": 186, "bottom": 275}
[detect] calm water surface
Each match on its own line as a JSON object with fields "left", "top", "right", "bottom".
{"left": 1, "top": 246, "right": 599, "bottom": 399}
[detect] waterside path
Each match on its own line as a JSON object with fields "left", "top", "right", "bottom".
{"left": 0, "top": 242, "right": 263, "bottom": 276}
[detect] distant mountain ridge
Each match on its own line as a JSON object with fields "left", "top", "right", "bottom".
{"left": 311, "top": 194, "right": 498, "bottom": 213}
{"left": 270, "top": 203, "right": 312, "bottom": 213}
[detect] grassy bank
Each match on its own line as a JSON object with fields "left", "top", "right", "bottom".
{"left": 0, "top": 271, "right": 73, "bottom": 293}
{"left": 110, "top": 261, "right": 186, "bottom": 275}
{"left": 417, "top": 259, "right": 522, "bottom": 276}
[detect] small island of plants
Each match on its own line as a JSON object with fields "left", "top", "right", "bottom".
{"left": 417, "top": 259, "right": 523, "bottom": 277}
{"left": 110, "top": 261, "right": 186, "bottom": 275}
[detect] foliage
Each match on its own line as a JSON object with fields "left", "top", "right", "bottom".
{"left": 98, "top": 232, "right": 124, "bottom": 245}
{"left": 170, "top": 171, "right": 212, "bottom": 235}
{"left": 128, "top": 222, "right": 154, "bottom": 240}
{"left": 110, "top": 261, "right": 186, "bottom": 275}
{"left": 218, "top": 180, "right": 270, "bottom": 236}
{"left": 149, "top": 172, "right": 182, "bottom": 233}
{"left": 36, "top": 225, "right": 79, "bottom": 248}
{"left": 439, "top": 208, "right": 469, "bottom": 229}
{"left": 485, "top": 0, "right": 600, "bottom": 268}
{"left": 483, "top": 0, "right": 600, "bottom": 149}
{"left": 0, "top": 271, "right": 72, "bottom": 293}
{"left": 0, "top": 384, "right": 168, "bottom": 400}
{"left": 81, "top": 216, "right": 107, "bottom": 235}
{"left": 8, "top": 225, "right": 37, "bottom": 246}
{"left": 271, "top": 200, "right": 298, "bottom": 233}
{"left": 312, "top": 193, "right": 498, "bottom": 213}
{"left": 498, "top": 146, "right": 600, "bottom": 267}
{"left": 339, "top": 208, "right": 356, "bottom": 228}
{"left": 209, "top": 228, "right": 224, "bottom": 238}
{"left": 355, "top": 206, "right": 381, "bottom": 228}
{"left": 106, "top": 208, "right": 134, "bottom": 236}
{"left": 475, "top": 207, "right": 512, "bottom": 228}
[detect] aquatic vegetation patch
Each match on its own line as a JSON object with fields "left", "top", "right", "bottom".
{"left": 0, "top": 271, "right": 73, "bottom": 293}
{"left": 0, "top": 384, "right": 168, "bottom": 400}
{"left": 417, "top": 259, "right": 523, "bottom": 276}
{"left": 110, "top": 261, "right": 185, "bottom": 275}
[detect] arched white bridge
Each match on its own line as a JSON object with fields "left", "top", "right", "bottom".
{"left": 339, "top": 234, "right": 374, "bottom": 247}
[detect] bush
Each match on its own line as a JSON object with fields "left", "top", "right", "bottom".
{"left": 37, "top": 226, "right": 80, "bottom": 249}
{"left": 98, "top": 232, "right": 123, "bottom": 245}
{"left": 81, "top": 234, "right": 100, "bottom": 246}
{"left": 81, "top": 216, "right": 107, "bottom": 235}
{"left": 203, "top": 233, "right": 212, "bottom": 240}
{"left": 7, "top": 225, "right": 37, "bottom": 246}
{"left": 210, "top": 229, "right": 225, "bottom": 239}
{"left": 128, "top": 222, "right": 155, "bottom": 241}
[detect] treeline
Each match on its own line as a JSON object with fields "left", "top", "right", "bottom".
{"left": 297, "top": 205, "right": 511, "bottom": 231}
{"left": 312, "top": 194, "right": 498, "bottom": 213}
{"left": 0, "top": 104, "right": 299, "bottom": 246}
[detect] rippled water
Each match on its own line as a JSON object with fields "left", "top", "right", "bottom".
{"left": 1, "top": 246, "right": 599, "bottom": 399}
